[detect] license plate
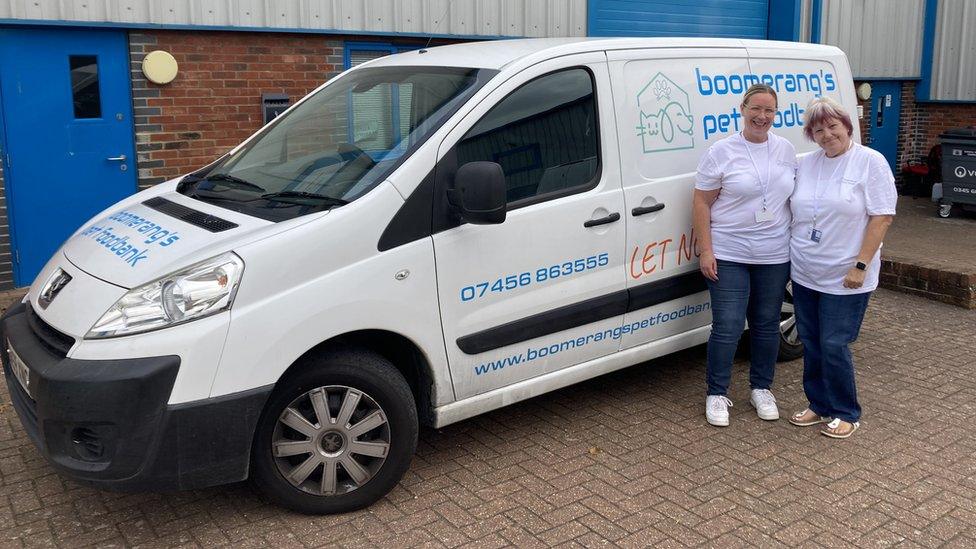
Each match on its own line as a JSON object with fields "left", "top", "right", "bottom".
{"left": 6, "top": 339, "right": 32, "bottom": 399}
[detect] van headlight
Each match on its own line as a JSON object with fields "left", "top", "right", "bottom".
{"left": 87, "top": 252, "right": 245, "bottom": 339}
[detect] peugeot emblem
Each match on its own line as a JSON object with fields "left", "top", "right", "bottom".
{"left": 38, "top": 268, "right": 72, "bottom": 309}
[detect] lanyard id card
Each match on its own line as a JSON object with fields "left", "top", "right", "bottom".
{"left": 811, "top": 143, "right": 857, "bottom": 245}
{"left": 755, "top": 209, "right": 775, "bottom": 223}
{"left": 743, "top": 135, "right": 772, "bottom": 224}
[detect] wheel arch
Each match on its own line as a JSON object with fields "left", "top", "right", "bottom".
{"left": 279, "top": 330, "right": 438, "bottom": 427}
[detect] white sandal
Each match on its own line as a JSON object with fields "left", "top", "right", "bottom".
{"left": 820, "top": 418, "right": 859, "bottom": 439}
{"left": 788, "top": 408, "right": 830, "bottom": 427}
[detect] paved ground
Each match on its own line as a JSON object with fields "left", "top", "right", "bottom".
{"left": 2, "top": 288, "right": 975, "bottom": 548}
{"left": 884, "top": 195, "right": 976, "bottom": 275}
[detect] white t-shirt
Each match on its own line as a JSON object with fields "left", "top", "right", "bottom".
{"left": 790, "top": 143, "right": 897, "bottom": 294}
{"left": 695, "top": 132, "right": 797, "bottom": 264}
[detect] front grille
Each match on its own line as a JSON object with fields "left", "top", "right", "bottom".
{"left": 143, "top": 196, "right": 239, "bottom": 232}
{"left": 25, "top": 304, "right": 74, "bottom": 357}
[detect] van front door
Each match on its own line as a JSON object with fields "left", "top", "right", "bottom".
{"left": 433, "top": 55, "right": 627, "bottom": 400}
{"left": 0, "top": 28, "right": 137, "bottom": 286}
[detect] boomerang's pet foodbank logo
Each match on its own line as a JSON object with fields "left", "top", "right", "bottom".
{"left": 636, "top": 73, "right": 694, "bottom": 153}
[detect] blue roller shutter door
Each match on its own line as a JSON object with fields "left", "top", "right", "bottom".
{"left": 588, "top": 0, "right": 769, "bottom": 39}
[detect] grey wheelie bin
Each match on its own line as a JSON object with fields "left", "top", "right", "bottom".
{"left": 933, "top": 127, "right": 976, "bottom": 218}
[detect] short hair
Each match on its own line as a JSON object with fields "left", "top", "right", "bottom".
{"left": 803, "top": 97, "right": 854, "bottom": 141}
{"left": 741, "top": 84, "right": 778, "bottom": 108}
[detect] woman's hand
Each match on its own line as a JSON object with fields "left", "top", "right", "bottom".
{"left": 692, "top": 189, "right": 720, "bottom": 282}
{"left": 700, "top": 249, "right": 719, "bottom": 281}
{"left": 843, "top": 267, "right": 866, "bottom": 289}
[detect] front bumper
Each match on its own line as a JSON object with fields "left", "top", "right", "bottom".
{"left": 1, "top": 302, "right": 271, "bottom": 491}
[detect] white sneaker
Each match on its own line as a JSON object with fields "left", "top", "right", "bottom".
{"left": 750, "top": 389, "right": 780, "bottom": 421}
{"left": 706, "top": 395, "right": 733, "bottom": 426}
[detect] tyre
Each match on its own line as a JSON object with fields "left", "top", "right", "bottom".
{"left": 251, "top": 349, "right": 418, "bottom": 514}
{"left": 777, "top": 281, "right": 803, "bottom": 362}
{"left": 938, "top": 203, "right": 952, "bottom": 218}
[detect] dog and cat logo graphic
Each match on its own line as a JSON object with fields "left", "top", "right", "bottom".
{"left": 636, "top": 72, "right": 694, "bottom": 153}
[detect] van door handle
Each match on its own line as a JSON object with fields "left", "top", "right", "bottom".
{"left": 632, "top": 203, "right": 665, "bottom": 216}
{"left": 583, "top": 212, "right": 620, "bottom": 228}
{"left": 106, "top": 155, "right": 127, "bottom": 162}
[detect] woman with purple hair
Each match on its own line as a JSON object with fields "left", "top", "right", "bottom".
{"left": 787, "top": 97, "right": 896, "bottom": 439}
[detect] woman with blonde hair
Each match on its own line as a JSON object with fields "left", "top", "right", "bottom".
{"left": 788, "top": 96, "right": 896, "bottom": 438}
{"left": 693, "top": 83, "right": 797, "bottom": 427}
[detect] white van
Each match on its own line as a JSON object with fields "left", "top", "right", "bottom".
{"left": 2, "top": 38, "right": 856, "bottom": 514}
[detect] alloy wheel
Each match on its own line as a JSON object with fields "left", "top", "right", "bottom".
{"left": 271, "top": 385, "right": 390, "bottom": 496}
{"left": 780, "top": 281, "right": 799, "bottom": 346}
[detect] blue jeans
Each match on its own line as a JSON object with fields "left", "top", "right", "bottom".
{"left": 791, "top": 282, "right": 871, "bottom": 423}
{"left": 705, "top": 259, "right": 791, "bottom": 396}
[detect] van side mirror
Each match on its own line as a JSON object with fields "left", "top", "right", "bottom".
{"left": 447, "top": 161, "right": 507, "bottom": 225}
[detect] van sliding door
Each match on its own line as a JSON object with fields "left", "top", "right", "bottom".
{"left": 606, "top": 47, "right": 751, "bottom": 351}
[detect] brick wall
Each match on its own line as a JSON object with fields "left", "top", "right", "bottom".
{"left": 854, "top": 80, "right": 872, "bottom": 145}
{"left": 128, "top": 30, "right": 346, "bottom": 189}
{"left": 853, "top": 80, "right": 976, "bottom": 188}
{"left": 898, "top": 81, "right": 976, "bottom": 170}
{"left": 895, "top": 81, "right": 920, "bottom": 172}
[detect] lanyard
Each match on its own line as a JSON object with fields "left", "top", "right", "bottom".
{"left": 812, "top": 142, "right": 854, "bottom": 229}
{"left": 742, "top": 134, "right": 771, "bottom": 211}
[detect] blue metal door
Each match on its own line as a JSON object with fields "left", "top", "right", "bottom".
{"left": 0, "top": 28, "right": 136, "bottom": 286}
{"left": 869, "top": 81, "right": 902, "bottom": 173}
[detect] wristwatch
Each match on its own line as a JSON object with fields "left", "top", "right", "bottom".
{"left": 855, "top": 261, "right": 867, "bottom": 271}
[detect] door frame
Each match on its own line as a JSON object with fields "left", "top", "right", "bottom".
{"left": 0, "top": 46, "right": 22, "bottom": 287}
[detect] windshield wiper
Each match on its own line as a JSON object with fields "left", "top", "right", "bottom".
{"left": 203, "top": 173, "right": 267, "bottom": 193}
{"left": 260, "top": 191, "right": 349, "bottom": 207}
{"left": 185, "top": 188, "right": 260, "bottom": 202}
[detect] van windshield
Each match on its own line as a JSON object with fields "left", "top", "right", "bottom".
{"left": 178, "top": 66, "right": 493, "bottom": 221}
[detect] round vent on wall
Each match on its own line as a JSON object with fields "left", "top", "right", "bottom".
{"left": 142, "top": 50, "right": 179, "bottom": 85}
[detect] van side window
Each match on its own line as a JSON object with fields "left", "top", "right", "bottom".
{"left": 456, "top": 68, "right": 599, "bottom": 204}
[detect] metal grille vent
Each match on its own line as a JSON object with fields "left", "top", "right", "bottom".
{"left": 143, "top": 197, "right": 239, "bottom": 233}
{"left": 25, "top": 303, "right": 75, "bottom": 357}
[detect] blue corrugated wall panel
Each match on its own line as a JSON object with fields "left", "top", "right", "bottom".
{"left": 588, "top": 0, "right": 769, "bottom": 38}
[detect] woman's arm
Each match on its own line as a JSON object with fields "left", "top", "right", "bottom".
{"left": 842, "top": 214, "right": 894, "bottom": 289}
{"left": 693, "top": 188, "right": 721, "bottom": 281}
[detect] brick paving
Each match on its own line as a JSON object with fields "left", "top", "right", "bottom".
{"left": 2, "top": 288, "right": 976, "bottom": 548}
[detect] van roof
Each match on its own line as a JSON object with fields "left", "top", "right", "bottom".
{"left": 364, "top": 37, "right": 845, "bottom": 71}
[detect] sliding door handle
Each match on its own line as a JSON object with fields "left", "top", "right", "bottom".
{"left": 632, "top": 203, "right": 665, "bottom": 216}
{"left": 583, "top": 212, "right": 620, "bottom": 228}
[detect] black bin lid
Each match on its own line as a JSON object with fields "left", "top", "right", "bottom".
{"left": 940, "top": 127, "right": 976, "bottom": 140}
